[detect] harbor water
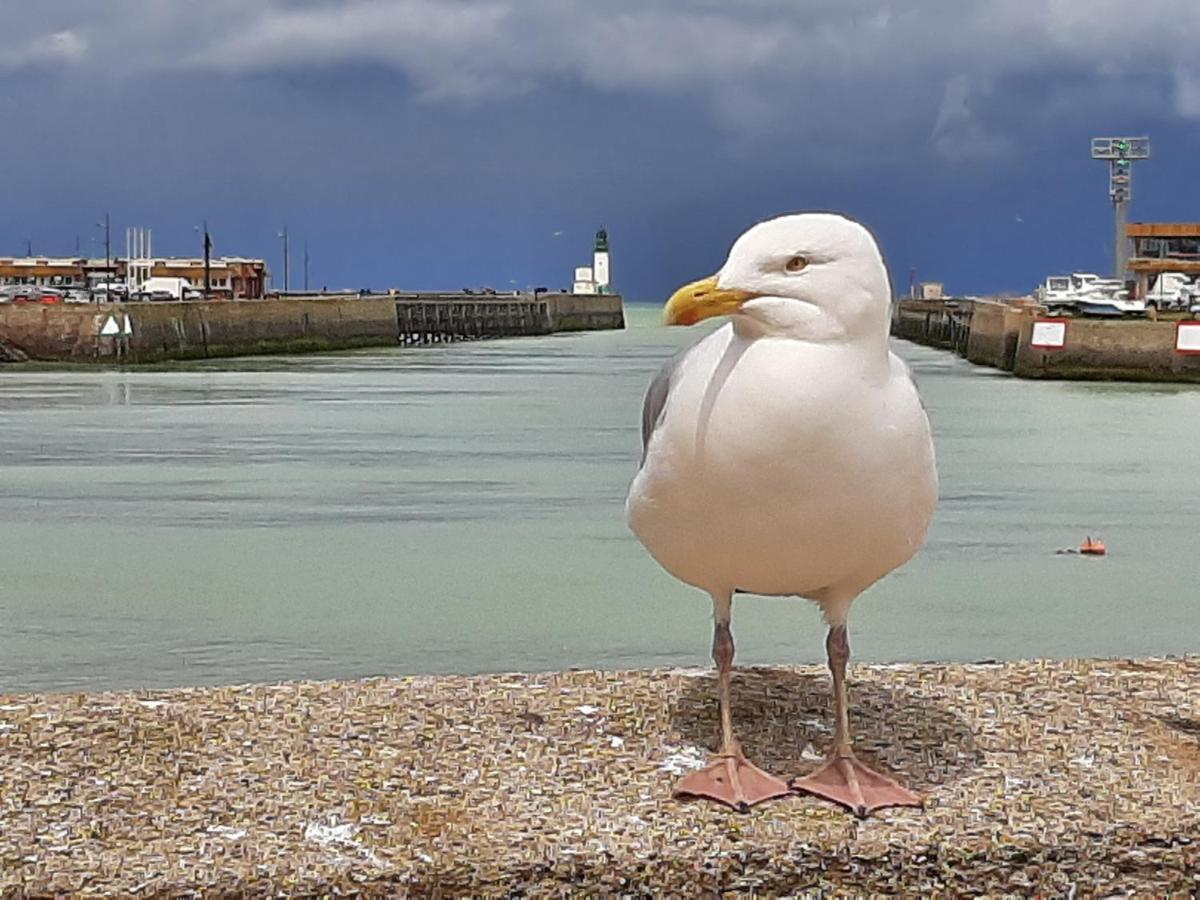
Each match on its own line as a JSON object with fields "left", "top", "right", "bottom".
{"left": 2, "top": 303, "right": 1199, "bottom": 693}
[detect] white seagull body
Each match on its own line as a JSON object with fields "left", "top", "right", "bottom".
{"left": 628, "top": 324, "right": 934, "bottom": 624}
{"left": 625, "top": 212, "right": 937, "bottom": 815}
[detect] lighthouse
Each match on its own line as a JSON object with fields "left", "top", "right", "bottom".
{"left": 592, "top": 227, "right": 610, "bottom": 294}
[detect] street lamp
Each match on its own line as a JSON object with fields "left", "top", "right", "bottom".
{"left": 277, "top": 226, "right": 289, "bottom": 293}
{"left": 193, "top": 221, "right": 213, "bottom": 299}
{"left": 95, "top": 212, "right": 111, "bottom": 302}
{"left": 1090, "top": 136, "right": 1151, "bottom": 279}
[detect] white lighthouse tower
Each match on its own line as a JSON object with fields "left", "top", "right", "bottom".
{"left": 592, "top": 227, "right": 610, "bottom": 293}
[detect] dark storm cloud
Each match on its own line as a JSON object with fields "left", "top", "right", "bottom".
{"left": 3, "top": 1, "right": 1200, "bottom": 296}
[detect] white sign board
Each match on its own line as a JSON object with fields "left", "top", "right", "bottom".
{"left": 99, "top": 315, "right": 120, "bottom": 336}
{"left": 1177, "top": 322, "right": 1200, "bottom": 354}
{"left": 1030, "top": 319, "right": 1067, "bottom": 349}
{"left": 122, "top": 315, "right": 133, "bottom": 336}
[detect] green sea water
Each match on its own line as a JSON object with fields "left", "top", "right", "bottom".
{"left": 2, "top": 303, "right": 1198, "bottom": 692}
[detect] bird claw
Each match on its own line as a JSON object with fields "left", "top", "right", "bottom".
{"left": 790, "top": 753, "right": 922, "bottom": 817}
{"left": 674, "top": 753, "right": 791, "bottom": 812}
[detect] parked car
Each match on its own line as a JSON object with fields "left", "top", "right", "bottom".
{"left": 92, "top": 282, "right": 129, "bottom": 301}
{"left": 1178, "top": 280, "right": 1200, "bottom": 314}
{"left": 1144, "top": 272, "right": 1198, "bottom": 312}
{"left": 0, "top": 285, "right": 38, "bottom": 303}
{"left": 7, "top": 287, "right": 62, "bottom": 303}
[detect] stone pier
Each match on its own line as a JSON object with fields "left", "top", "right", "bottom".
{"left": 0, "top": 292, "right": 625, "bottom": 364}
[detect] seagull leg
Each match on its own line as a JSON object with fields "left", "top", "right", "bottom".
{"left": 674, "top": 594, "right": 791, "bottom": 812}
{"left": 790, "top": 624, "right": 922, "bottom": 817}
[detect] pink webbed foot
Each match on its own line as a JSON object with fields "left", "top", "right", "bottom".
{"left": 790, "top": 753, "right": 922, "bottom": 818}
{"left": 675, "top": 753, "right": 792, "bottom": 813}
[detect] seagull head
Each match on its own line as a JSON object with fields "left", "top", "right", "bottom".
{"left": 662, "top": 212, "right": 891, "bottom": 342}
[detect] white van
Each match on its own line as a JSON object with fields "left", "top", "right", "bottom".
{"left": 134, "top": 277, "right": 203, "bottom": 301}
{"left": 1145, "top": 272, "right": 1198, "bottom": 312}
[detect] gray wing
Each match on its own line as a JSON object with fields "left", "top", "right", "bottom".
{"left": 640, "top": 345, "right": 692, "bottom": 465}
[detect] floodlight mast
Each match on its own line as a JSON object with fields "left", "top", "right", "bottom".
{"left": 1091, "top": 136, "right": 1150, "bottom": 280}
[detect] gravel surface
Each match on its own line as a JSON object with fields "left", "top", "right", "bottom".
{"left": 1, "top": 657, "right": 1197, "bottom": 896}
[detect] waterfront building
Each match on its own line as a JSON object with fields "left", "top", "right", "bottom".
{"left": 573, "top": 266, "right": 596, "bottom": 295}
{"left": 593, "top": 228, "right": 611, "bottom": 292}
{"left": 570, "top": 228, "right": 612, "bottom": 295}
{"left": 1126, "top": 222, "right": 1200, "bottom": 299}
{"left": 0, "top": 256, "right": 269, "bottom": 298}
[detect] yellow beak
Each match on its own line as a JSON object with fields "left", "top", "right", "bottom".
{"left": 662, "top": 274, "right": 758, "bottom": 326}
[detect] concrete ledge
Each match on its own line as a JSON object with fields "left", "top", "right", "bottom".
{"left": 2, "top": 658, "right": 1197, "bottom": 895}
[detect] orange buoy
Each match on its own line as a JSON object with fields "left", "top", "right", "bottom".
{"left": 1080, "top": 536, "right": 1107, "bottom": 556}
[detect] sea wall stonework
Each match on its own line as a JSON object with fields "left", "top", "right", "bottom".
{"left": 0, "top": 293, "right": 625, "bottom": 363}
{"left": 1012, "top": 316, "right": 1200, "bottom": 381}
{"left": 892, "top": 298, "right": 1200, "bottom": 382}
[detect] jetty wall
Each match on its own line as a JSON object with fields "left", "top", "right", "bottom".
{"left": 964, "top": 300, "right": 1026, "bottom": 370}
{"left": 1013, "top": 316, "right": 1200, "bottom": 381}
{"left": 892, "top": 298, "right": 1200, "bottom": 382}
{"left": 0, "top": 292, "right": 624, "bottom": 364}
{"left": 890, "top": 299, "right": 973, "bottom": 353}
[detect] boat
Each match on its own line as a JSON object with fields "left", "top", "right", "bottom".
{"left": 1037, "top": 275, "right": 1077, "bottom": 313}
{"left": 1074, "top": 295, "right": 1146, "bottom": 317}
{"left": 1036, "top": 272, "right": 1144, "bottom": 317}
{"left": 1080, "top": 537, "right": 1107, "bottom": 556}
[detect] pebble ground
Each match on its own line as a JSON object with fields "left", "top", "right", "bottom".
{"left": 1, "top": 657, "right": 1197, "bottom": 895}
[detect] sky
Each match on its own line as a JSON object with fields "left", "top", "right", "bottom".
{"left": 3, "top": 0, "right": 1200, "bottom": 298}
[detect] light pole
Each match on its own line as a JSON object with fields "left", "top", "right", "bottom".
{"left": 204, "top": 222, "right": 212, "bottom": 299}
{"left": 277, "top": 226, "right": 289, "bottom": 293}
{"left": 96, "top": 213, "right": 111, "bottom": 301}
{"left": 195, "top": 222, "right": 212, "bottom": 298}
{"left": 1091, "top": 136, "right": 1150, "bottom": 280}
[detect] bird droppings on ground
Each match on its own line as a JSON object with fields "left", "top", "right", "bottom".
{"left": 1, "top": 657, "right": 1198, "bottom": 895}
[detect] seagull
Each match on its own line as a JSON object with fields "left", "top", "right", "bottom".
{"left": 626, "top": 212, "right": 937, "bottom": 816}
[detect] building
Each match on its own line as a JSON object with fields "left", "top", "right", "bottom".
{"left": 571, "top": 228, "right": 612, "bottom": 295}
{"left": 1126, "top": 223, "right": 1200, "bottom": 298}
{"left": 592, "top": 228, "right": 610, "bottom": 292}
{"left": 572, "top": 266, "right": 595, "bottom": 295}
{"left": 0, "top": 256, "right": 269, "bottom": 298}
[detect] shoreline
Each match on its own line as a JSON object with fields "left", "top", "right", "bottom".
{"left": 2, "top": 657, "right": 1197, "bottom": 894}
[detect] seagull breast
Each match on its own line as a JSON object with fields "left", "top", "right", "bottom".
{"left": 626, "top": 213, "right": 937, "bottom": 621}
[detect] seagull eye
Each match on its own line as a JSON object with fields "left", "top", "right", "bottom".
{"left": 784, "top": 255, "right": 808, "bottom": 274}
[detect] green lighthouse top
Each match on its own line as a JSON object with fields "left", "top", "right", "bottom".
{"left": 593, "top": 228, "right": 609, "bottom": 253}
